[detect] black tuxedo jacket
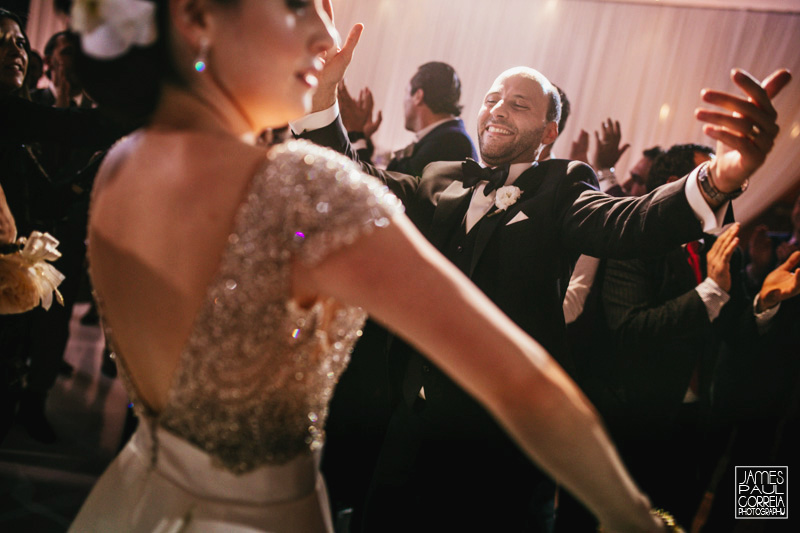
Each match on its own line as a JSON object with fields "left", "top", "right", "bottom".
{"left": 386, "top": 117, "right": 477, "bottom": 176}
{"left": 305, "top": 116, "right": 707, "bottom": 363}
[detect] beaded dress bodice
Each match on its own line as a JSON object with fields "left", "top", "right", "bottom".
{"left": 98, "top": 140, "right": 403, "bottom": 475}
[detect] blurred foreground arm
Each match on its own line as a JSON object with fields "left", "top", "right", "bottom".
{"left": 295, "top": 214, "right": 664, "bottom": 532}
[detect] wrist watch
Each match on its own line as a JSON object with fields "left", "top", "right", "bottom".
{"left": 697, "top": 162, "right": 748, "bottom": 201}
{"left": 596, "top": 167, "right": 616, "bottom": 184}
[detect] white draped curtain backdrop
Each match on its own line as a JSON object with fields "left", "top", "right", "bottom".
{"left": 25, "top": 0, "right": 800, "bottom": 222}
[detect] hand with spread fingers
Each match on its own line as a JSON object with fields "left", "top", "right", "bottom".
{"left": 695, "top": 68, "right": 792, "bottom": 204}
{"left": 569, "top": 129, "right": 590, "bottom": 164}
{"left": 593, "top": 118, "right": 630, "bottom": 170}
{"left": 758, "top": 250, "right": 800, "bottom": 311}
{"left": 337, "top": 81, "right": 364, "bottom": 132}
{"left": 361, "top": 88, "right": 383, "bottom": 139}
{"left": 311, "top": 11, "right": 363, "bottom": 113}
{"left": 706, "top": 223, "right": 740, "bottom": 293}
{"left": 338, "top": 82, "right": 382, "bottom": 139}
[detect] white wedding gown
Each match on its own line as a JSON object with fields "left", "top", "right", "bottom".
{"left": 69, "top": 141, "right": 403, "bottom": 532}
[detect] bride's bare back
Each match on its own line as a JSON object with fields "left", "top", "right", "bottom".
{"left": 89, "top": 131, "right": 268, "bottom": 412}
{"left": 89, "top": 133, "right": 407, "bottom": 474}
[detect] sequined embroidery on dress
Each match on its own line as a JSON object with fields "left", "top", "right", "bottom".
{"left": 95, "top": 140, "right": 404, "bottom": 474}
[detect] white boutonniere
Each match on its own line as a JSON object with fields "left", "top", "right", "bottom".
{"left": 488, "top": 185, "right": 522, "bottom": 216}
{"left": 71, "top": 0, "right": 157, "bottom": 59}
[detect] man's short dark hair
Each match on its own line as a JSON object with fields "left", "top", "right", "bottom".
{"left": 410, "top": 61, "right": 463, "bottom": 116}
{"left": 647, "top": 143, "right": 714, "bottom": 192}
{"left": 554, "top": 85, "right": 569, "bottom": 137}
{"left": 643, "top": 145, "right": 664, "bottom": 162}
{"left": 43, "top": 30, "right": 77, "bottom": 58}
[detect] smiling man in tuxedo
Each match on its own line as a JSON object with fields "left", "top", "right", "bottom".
{"left": 292, "top": 24, "right": 791, "bottom": 531}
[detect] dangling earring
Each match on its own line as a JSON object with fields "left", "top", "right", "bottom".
{"left": 194, "top": 38, "right": 209, "bottom": 73}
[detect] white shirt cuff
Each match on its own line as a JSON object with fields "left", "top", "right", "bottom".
{"left": 753, "top": 294, "right": 779, "bottom": 333}
{"left": 695, "top": 277, "right": 730, "bottom": 322}
{"left": 563, "top": 255, "right": 601, "bottom": 324}
{"left": 289, "top": 102, "right": 340, "bottom": 135}
{"left": 685, "top": 165, "right": 729, "bottom": 233}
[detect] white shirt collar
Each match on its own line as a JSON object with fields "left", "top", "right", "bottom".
{"left": 505, "top": 162, "right": 537, "bottom": 185}
{"left": 414, "top": 116, "right": 459, "bottom": 142}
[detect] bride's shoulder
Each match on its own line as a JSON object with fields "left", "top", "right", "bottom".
{"left": 245, "top": 139, "right": 404, "bottom": 265}
{"left": 260, "top": 138, "right": 359, "bottom": 179}
{"left": 253, "top": 139, "right": 399, "bottom": 205}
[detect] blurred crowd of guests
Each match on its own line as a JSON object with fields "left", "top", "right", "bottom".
{"left": 1, "top": 11, "right": 129, "bottom": 444}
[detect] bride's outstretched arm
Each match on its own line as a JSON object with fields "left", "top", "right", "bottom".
{"left": 293, "top": 214, "right": 664, "bottom": 533}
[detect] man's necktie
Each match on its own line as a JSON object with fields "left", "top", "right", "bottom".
{"left": 685, "top": 239, "right": 704, "bottom": 398}
{"left": 686, "top": 240, "right": 703, "bottom": 284}
{"left": 461, "top": 158, "right": 509, "bottom": 196}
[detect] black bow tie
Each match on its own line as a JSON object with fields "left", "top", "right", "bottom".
{"left": 461, "top": 158, "right": 509, "bottom": 196}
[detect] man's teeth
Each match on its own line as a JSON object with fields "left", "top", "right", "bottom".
{"left": 487, "top": 126, "right": 512, "bottom": 134}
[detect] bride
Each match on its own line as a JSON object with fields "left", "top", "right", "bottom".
{"left": 68, "top": 0, "right": 688, "bottom": 531}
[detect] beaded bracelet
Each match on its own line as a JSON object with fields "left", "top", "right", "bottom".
{"left": 651, "top": 508, "right": 686, "bottom": 532}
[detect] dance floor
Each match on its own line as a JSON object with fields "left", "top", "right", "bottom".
{"left": 0, "top": 302, "right": 128, "bottom": 532}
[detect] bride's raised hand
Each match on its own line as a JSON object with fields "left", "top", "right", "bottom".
{"left": 311, "top": 3, "right": 363, "bottom": 113}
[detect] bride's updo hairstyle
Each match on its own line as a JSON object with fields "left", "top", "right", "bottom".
{"left": 73, "top": 0, "right": 232, "bottom": 122}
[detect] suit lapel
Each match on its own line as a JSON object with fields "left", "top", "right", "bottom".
{"left": 429, "top": 181, "right": 472, "bottom": 249}
{"left": 469, "top": 205, "right": 505, "bottom": 276}
{"left": 468, "top": 163, "right": 547, "bottom": 276}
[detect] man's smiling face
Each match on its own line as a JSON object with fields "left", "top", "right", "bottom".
{"left": 477, "top": 69, "right": 557, "bottom": 167}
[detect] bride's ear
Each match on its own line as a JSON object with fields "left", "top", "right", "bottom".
{"left": 168, "top": 0, "right": 214, "bottom": 51}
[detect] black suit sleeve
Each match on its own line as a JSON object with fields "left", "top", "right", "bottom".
{"left": 601, "top": 256, "right": 710, "bottom": 351}
{"left": 298, "top": 115, "right": 419, "bottom": 205}
{"left": 556, "top": 161, "right": 705, "bottom": 258}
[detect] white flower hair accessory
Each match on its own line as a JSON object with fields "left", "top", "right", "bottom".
{"left": 71, "top": 0, "right": 157, "bottom": 59}
{"left": 493, "top": 185, "right": 522, "bottom": 212}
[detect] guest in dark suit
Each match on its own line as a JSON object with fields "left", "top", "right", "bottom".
{"left": 387, "top": 61, "right": 476, "bottom": 175}
{"left": 293, "top": 26, "right": 790, "bottom": 530}
{"left": 341, "top": 61, "right": 477, "bottom": 175}
{"left": 1, "top": 27, "right": 129, "bottom": 440}
{"left": 30, "top": 31, "right": 91, "bottom": 109}
{"left": 588, "top": 144, "right": 799, "bottom": 528}
{"left": 704, "top": 253, "right": 800, "bottom": 531}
